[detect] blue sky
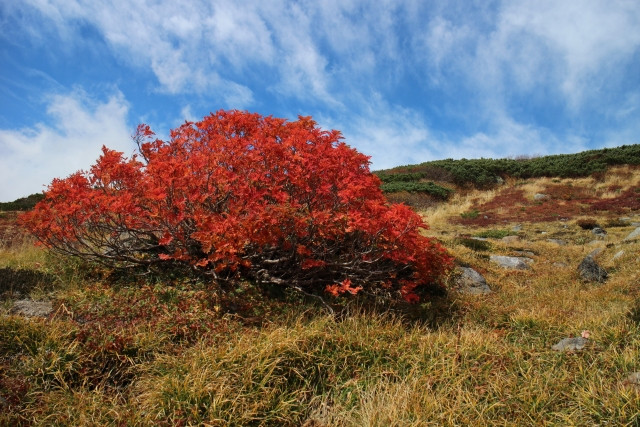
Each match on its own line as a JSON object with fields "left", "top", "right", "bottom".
{"left": 1, "top": 0, "right": 639, "bottom": 201}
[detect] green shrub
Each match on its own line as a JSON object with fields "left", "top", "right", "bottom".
{"left": 460, "top": 209, "right": 480, "bottom": 219}
{"left": 474, "top": 229, "right": 515, "bottom": 239}
{"left": 378, "top": 144, "right": 640, "bottom": 189}
{"left": 0, "top": 193, "right": 45, "bottom": 211}
{"left": 380, "top": 181, "right": 453, "bottom": 200}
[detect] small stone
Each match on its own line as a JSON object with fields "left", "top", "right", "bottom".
{"left": 612, "top": 250, "right": 625, "bottom": 260}
{"left": 501, "top": 235, "right": 520, "bottom": 244}
{"left": 490, "top": 255, "right": 533, "bottom": 270}
{"left": 592, "top": 227, "right": 607, "bottom": 236}
{"left": 588, "top": 248, "right": 604, "bottom": 258}
{"left": 512, "top": 224, "right": 522, "bottom": 232}
{"left": 455, "top": 267, "right": 492, "bottom": 295}
{"left": 552, "top": 337, "right": 589, "bottom": 352}
{"left": 553, "top": 262, "right": 568, "bottom": 268}
{"left": 623, "top": 227, "right": 640, "bottom": 241}
{"left": 577, "top": 256, "right": 608, "bottom": 283}
{"left": 11, "top": 300, "right": 53, "bottom": 317}
{"left": 534, "top": 193, "right": 549, "bottom": 201}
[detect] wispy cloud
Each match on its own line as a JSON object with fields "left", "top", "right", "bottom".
{"left": 0, "top": 89, "right": 131, "bottom": 200}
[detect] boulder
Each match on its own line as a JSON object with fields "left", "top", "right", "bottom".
{"left": 552, "top": 337, "right": 589, "bottom": 352}
{"left": 490, "top": 255, "right": 533, "bottom": 270}
{"left": 577, "top": 255, "right": 608, "bottom": 283}
{"left": 454, "top": 267, "right": 492, "bottom": 295}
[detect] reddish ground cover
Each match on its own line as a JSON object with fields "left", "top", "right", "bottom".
{"left": 454, "top": 184, "right": 640, "bottom": 226}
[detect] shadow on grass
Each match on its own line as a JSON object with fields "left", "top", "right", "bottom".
{"left": 0, "top": 267, "right": 55, "bottom": 299}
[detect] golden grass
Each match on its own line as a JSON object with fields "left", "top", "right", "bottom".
{"left": 2, "top": 172, "right": 640, "bottom": 425}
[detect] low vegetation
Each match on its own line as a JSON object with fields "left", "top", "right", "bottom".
{"left": 2, "top": 148, "right": 640, "bottom": 424}
{"left": 378, "top": 143, "right": 640, "bottom": 189}
{"left": 0, "top": 194, "right": 44, "bottom": 212}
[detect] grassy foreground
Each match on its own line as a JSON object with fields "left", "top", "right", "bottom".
{"left": 2, "top": 169, "right": 640, "bottom": 425}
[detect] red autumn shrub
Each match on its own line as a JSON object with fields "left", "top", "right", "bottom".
{"left": 20, "top": 110, "right": 452, "bottom": 302}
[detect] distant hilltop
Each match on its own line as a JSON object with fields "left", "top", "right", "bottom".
{"left": 375, "top": 144, "right": 640, "bottom": 200}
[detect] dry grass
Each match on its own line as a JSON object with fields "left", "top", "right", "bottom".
{"left": 2, "top": 171, "right": 640, "bottom": 425}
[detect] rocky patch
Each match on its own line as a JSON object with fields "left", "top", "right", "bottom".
{"left": 454, "top": 267, "right": 492, "bottom": 295}
{"left": 10, "top": 299, "right": 53, "bottom": 317}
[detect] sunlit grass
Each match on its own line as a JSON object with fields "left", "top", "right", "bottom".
{"left": 2, "top": 171, "right": 640, "bottom": 425}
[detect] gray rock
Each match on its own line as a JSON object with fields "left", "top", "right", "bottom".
{"left": 547, "top": 238, "right": 567, "bottom": 245}
{"left": 623, "top": 227, "right": 640, "bottom": 241}
{"left": 552, "top": 337, "right": 589, "bottom": 352}
{"left": 455, "top": 267, "right": 492, "bottom": 295}
{"left": 577, "top": 255, "right": 608, "bottom": 283}
{"left": 512, "top": 224, "right": 522, "bottom": 232}
{"left": 592, "top": 227, "right": 607, "bottom": 236}
{"left": 11, "top": 299, "right": 53, "bottom": 317}
{"left": 534, "top": 193, "right": 549, "bottom": 201}
{"left": 490, "top": 255, "right": 533, "bottom": 270}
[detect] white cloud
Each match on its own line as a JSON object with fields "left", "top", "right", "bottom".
{"left": 3, "top": 0, "right": 638, "bottom": 176}
{"left": 324, "top": 95, "right": 437, "bottom": 170}
{"left": 419, "top": 1, "right": 640, "bottom": 112}
{"left": 497, "top": 1, "right": 640, "bottom": 108}
{"left": 0, "top": 89, "right": 131, "bottom": 201}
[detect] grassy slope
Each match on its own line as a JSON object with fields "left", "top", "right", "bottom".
{"left": 2, "top": 167, "right": 640, "bottom": 425}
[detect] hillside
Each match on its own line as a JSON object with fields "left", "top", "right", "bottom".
{"left": 1, "top": 159, "right": 639, "bottom": 424}
{"left": 375, "top": 144, "right": 640, "bottom": 210}
{"left": 0, "top": 194, "right": 44, "bottom": 212}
